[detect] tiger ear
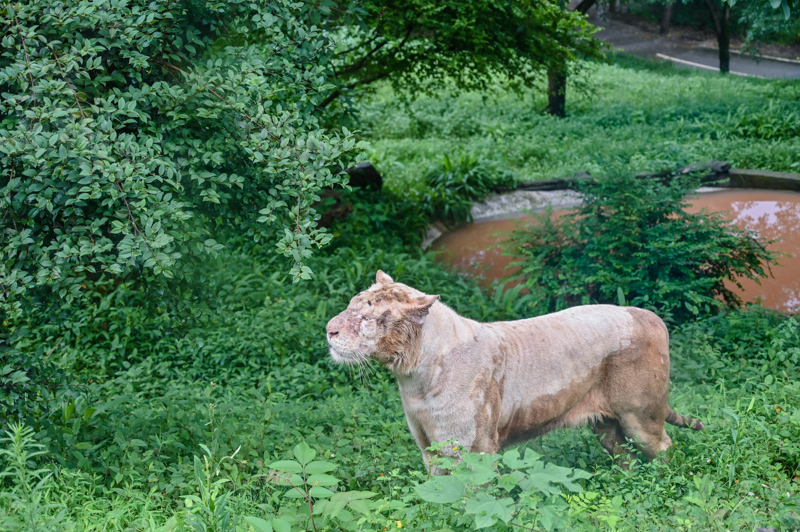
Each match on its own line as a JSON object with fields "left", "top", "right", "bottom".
{"left": 376, "top": 270, "right": 394, "bottom": 284}
{"left": 408, "top": 294, "right": 440, "bottom": 324}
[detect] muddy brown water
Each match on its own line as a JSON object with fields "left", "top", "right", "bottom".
{"left": 432, "top": 189, "right": 800, "bottom": 313}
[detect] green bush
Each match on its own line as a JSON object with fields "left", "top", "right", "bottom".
{"left": 422, "top": 155, "right": 517, "bottom": 226}
{"left": 706, "top": 103, "right": 800, "bottom": 141}
{"left": 3, "top": 296, "right": 800, "bottom": 530}
{"left": 0, "top": 0, "right": 359, "bottom": 326}
{"left": 0, "top": 345, "right": 69, "bottom": 428}
{"left": 0, "top": 0, "right": 361, "bottom": 434}
{"left": 505, "top": 174, "right": 778, "bottom": 322}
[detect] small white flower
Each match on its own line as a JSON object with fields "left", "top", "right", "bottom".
{"left": 330, "top": 453, "right": 335, "bottom": 458}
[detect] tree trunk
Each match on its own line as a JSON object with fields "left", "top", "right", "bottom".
{"left": 718, "top": 3, "right": 730, "bottom": 73}
{"left": 660, "top": 2, "right": 674, "bottom": 35}
{"left": 704, "top": 0, "right": 731, "bottom": 74}
{"left": 546, "top": 0, "right": 595, "bottom": 117}
{"left": 547, "top": 67, "right": 567, "bottom": 118}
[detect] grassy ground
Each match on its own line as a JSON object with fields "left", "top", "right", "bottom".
{"left": 359, "top": 55, "right": 800, "bottom": 193}
{"left": 3, "top": 55, "right": 800, "bottom": 531}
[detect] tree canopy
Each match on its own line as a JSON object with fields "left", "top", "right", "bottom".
{"left": 316, "top": 0, "right": 605, "bottom": 110}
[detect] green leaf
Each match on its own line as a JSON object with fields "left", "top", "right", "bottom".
{"left": 270, "top": 472, "right": 304, "bottom": 486}
{"left": 243, "top": 516, "right": 273, "bottom": 532}
{"left": 522, "top": 462, "right": 591, "bottom": 496}
{"left": 307, "top": 473, "right": 339, "bottom": 486}
{"left": 268, "top": 460, "right": 302, "bottom": 474}
{"left": 617, "top": 286, "right": 627, "bottom": 306}
{"left": 454, "top": 453, "right": 498, "bottom": 485}
{"left": 415, "top": 476, "right": 465, "bottom": 504}
{"left": 330, "top": 491, "right": 376, "bottom": 501}
{"left": 309, "top": 486, "right": 335, "bottom": 498}
{"left": 347, "top": 499, "right": 373, "bottom": 516}
{"left": 502, "top": 448, "right": 542, "bottom": 470}
{"left": 465, "top": 493, "right": 514, "bottom": 528}
{"left": 304, "top": 460, "right": 337, "bottom": 474}
{"left": 293, "top": 442, "right": 316, "bottom": 465}
{"left": 327, "top": 490, "right": 377, "bottom": 517}
{"left": 271, "top": 517, "right": 292, "bottom": 532}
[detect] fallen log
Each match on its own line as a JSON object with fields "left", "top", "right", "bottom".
{"left": 515, "top": 161, "right": 732, "bottom": 191}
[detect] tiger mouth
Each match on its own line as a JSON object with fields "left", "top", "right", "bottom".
{"left": 328, "top": 343, "right": 362, "bottom": 364}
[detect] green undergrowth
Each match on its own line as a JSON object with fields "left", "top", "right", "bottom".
{"left": 360, "top": 54, "right": 800, "bottom": 193}
{"left": 4, "top": 54, "right": 800, "bottom": 531}
{"left": 3, "top": 294, "right": 800, "bottom": 529}
{"left": 3, "top": 189, "right": 800, "bottom": 530}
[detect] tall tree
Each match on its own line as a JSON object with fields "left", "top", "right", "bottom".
{"left": 547, "top": 0, "right": 599, "bottom": 117}
{"left": 704, "top": 0, "right": 732, "bottom": 73}
{"left": 660, "top": 2, "right": 675, "bottom": 34}
{"left": 699, "top": 0, "right": 796, "bottom": 73}
{"left": 310, "top": 1, "right": 604, "bottom": 114}
{"left": 737, "top": 0, "right": 799, "bottom": 50}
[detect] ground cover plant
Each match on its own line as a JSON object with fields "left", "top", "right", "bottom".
{"left": 2, "top": 188, "right": 800, "bottom": 531}
{"left": 360, "top": 54, "right": 800, "bottom": 193}
{"left": 3, "top": 40, "right": 800, "bottom": 532}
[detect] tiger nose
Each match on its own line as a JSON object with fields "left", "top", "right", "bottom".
{"left": 326, "top": 317, "right": 340, "bottom": 339}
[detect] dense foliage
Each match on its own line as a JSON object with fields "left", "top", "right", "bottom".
{"left": 317, "top": 0, "right": 605, "bottom": 114}
{"left": 422, "top": 155, "right": 517, "bottom": 226}
{"left": 0, "top": 0, "right": 359, "bottom": 324}
{"left": 361, "top": 56, "right": 800, "bottom": 190}
{"left": 506, "top": 173, "right": 778, "bottom": 322}
{"left": 622, "top": 0, "right": 799, "bottom": 44}
{"left": 2, "top": 17, "right": 800, "bottom": 531}
{"left": 2, "top": 182, "right": 800, "bottom": 529}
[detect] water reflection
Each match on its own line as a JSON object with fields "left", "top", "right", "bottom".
{"left": 686, "top": 190, "right": 800, "bottom": 313}
{"left": 433, "top": 190, "right": 800, "bottom": 313}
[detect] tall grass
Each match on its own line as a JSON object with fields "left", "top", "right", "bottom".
{"left": 359, "top": 54, "right": 800, "bottom": 193}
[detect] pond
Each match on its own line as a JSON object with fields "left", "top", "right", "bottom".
{"left": 432, "top": 189, "right": 800, "bottom": 313}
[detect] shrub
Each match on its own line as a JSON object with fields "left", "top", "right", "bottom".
{"left": 0, "top": 0, "right": 359, "bottom": 326}
{"left": 505, "top": 174, "right": 778, "bottom": 322}
{"left": 422, "top": 155, "right": 517, "bottom": 226}
{"left": 0, "top": 423, "right": 67, "bottom": 530}
{"left": 0, "top": 345, "right": 69, "bottom": 428}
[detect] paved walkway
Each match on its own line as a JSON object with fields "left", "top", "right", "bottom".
{"left": 590, "top": 14, "right": 800, "bottom": 79}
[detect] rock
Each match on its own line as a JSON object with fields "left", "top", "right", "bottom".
{"left": 314, "top": 190, "right": 353, "bottom": 228}
{"left": 344, "top": 161, "right": 383, "bottom": 191}
{"left": 315, "top": 162, "right": 383, "bottom": 228}
{"left": 728, "top": 168, "right": 800, "bottom": 192}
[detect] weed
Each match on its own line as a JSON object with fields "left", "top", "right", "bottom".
{"left": 0, "top": 423, "right": 67, "bottom": 530}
